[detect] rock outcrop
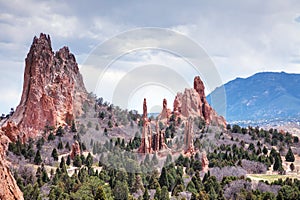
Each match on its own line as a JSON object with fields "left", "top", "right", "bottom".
{"left": 184, "top": 118, "right": 195, "bottom": 155}
{"left": 138, "top": 98, "right": 168, "bottom": 154}
{"left": 159, "top": 98, "right": 171, "bottom": 120}
{"left": 70, "top": 140, "right": 81, "bottom": 159}
{"left": 1, "top": 33, "right": 88, "bottom": 141}
{"left": 152, "top": 122, "right": 168, "bottom": 152}
{"left": 0, "top": 130, "right": 24, "bottom": 200}
{"left": 201, "top": 152, "right": 209, "bottom": 173}
{"left": 138, "top": 98, "right": 153, "bottom": 154}
{"left": 173, "top": 76, "right": 226, "bottom": 128}
{"left": 173, "top": 96, "right": 181, "bottom": 117}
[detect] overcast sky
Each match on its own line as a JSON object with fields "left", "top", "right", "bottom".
{"left": 1, "top": 0, "right": 300, "bottom": 114}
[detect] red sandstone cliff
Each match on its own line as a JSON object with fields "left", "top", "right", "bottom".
{"left": 2, "top": 33, "right": 88, "bottom": 141}
{"left": 0, "top": 33, "right": 89, "bottom": 199}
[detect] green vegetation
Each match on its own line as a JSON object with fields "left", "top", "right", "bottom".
{"left": 7, "top": 99, "right": 300, "bottom": 199}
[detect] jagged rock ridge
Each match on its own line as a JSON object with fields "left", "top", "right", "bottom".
{"left": 2, "top": 33, "right": 88, "bottom": 141}
{"left": 174, "top": 76, "right": 226, "bottom": 128}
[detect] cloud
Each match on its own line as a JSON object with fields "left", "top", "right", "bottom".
{"left": 1, "top": 0, "right": 300, "bottom": 113}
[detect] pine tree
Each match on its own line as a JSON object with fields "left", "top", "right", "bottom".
{"left": 95, "top": 185, "right": 106, "bottom": 200}
{"left": 51, "top": 148, "right": 58, "bottom": 161}
{"left": 73, "top": 155, "right": 82, "bottom": 167}
{"left": 263, "top": 146, "right": 268, "bottom": 155}
{"left": 48, "top": 132, "right": 55, "bottom": 141}
{"left": 66, "top": 155, "right": 71, "bottom": 166}
{"left": 273, "top": 154, "right": 283, "bottom": 171}
{"left": 86, "top": 152, "right": 93, "bottom": 167}
{"left": 154, "top": 187, "right": 161, "bottom": 200}
{"left": 159, "top": 167, "right": 168, "bottom": 188}
{"left": 71, "top": 120, "right": 77, "bottom": 132}
{"left": 290, "top": 163, "right": 295, "bottom": 172}
{"left": 60, "top": 157, "right": 67, "bottom": 173}
{"left": 285, "top": 147, "right": 295, "bottom": 162}
{"left": 160, "top": 186, "right": 169, "bottom": 200}
{"left": 57, "top": 140, "right": 63, "bottom": 150}
{"left": 56, "top": 126, "right": 64, "bottom": 136}
{"left": 34, "top": 150, "right": 42, "bottom": 165}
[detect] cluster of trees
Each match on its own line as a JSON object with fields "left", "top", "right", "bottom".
{"left": 228, "top": 125, "right": 299, "bottom": 147}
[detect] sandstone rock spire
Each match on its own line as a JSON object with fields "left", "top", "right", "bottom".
{"left": 159, "top": 98, "right": 171, "bottom": 119}
{"left": 138, "top": 98, "right": 168, "bottom": 154}
{"left": 1, "top": 33, "right": 88, "bottom": 141}
{"left": 184, "top": 118, "right": 195, "bottom": 155}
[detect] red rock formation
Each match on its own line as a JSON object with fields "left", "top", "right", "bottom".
{"left": 70, "top": 140, "right": 81, "bottom": 159}
{"left": 201, "top": 152, "right": 209, "bottom": 173}
{"left": 0, "top": 130, "right": 24, "bottom": 200}
{"left": 138, "top": 98, "right": 152, "bottom": 154}
{"left": 173, "top": 96, "right": 181, "bottom": 117}
{"left": 184, "top": 118, "right": 195, "bottom": 155}
{"left": 138, "top": 99, "right": 168, "bottom": 154}
{"left": 173, "top": 76, "right": 226, "bottom": 128}
{"left": 152, "top": 122, "right": 168, "bottom": 152}
{"left": 159, "top": 98, "right": 171, "bottom": 119}
{"left": 1, "top": 33, "right": 88, "bottom": 141}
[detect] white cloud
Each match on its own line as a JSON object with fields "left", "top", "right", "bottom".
{"left": 1, "top": 0, "right": 300, "bottom": 113}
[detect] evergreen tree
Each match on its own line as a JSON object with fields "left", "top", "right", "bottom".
{"left": 51, "top": 148, "right": 58, "bottom": 161}
{"left": 48, "top": 132, "right": 55, "bottom": 141}
{"left": 41, "top": 169, "right": 49, "bottom": 183}
{"left": 71, "top": 120, "right": 77, "bottom": 132}
{"left": 66, "top": 155, "right": 71, "bottom": 166}
{"left": 160, "top": 186, "right": 169, "bottom": 200}
{"left": 154, "top": 187, "right": 161, "bottom": 200}
{"left": 132, "top": 175, "right": 144, "bottom": 193}
{"left": 65, "top": 142, "right": 70, "bottom": 150}
{"left": 57, "top": 140, "right": 63, "bottom": 150}
{"left": 56, "top": 126, "right": 64, "bottom": 137}
{"left": 73, "top": 155, "right": 82, "bottom": 167}
{"left": 60, "top": 157, "right": 67, "bottom": 173}
{"left": 159, "top": 167, "right": 169, "bottom": 188}
{"left": 263, "top": 146, "right": 268, "bottom": 155}
{"left": 273, "top": 154, "right": 283, "bottom": 171}
{"left": 95, "top": 185, "right": 106, "bottom": 200}
{"left": 34, "top": 150, "right": 42, "bottom": 165}
{"left": 285, "top": 147, "right": 295, "bottom": 162}
{"left": 113, "top": 181, "right": 129, "bottom": 200}
{"left": 86, "top": 152, "right": 93, "bottom": 167}
{"left": 290, "top": 163, "right": 295, "bottom": 172}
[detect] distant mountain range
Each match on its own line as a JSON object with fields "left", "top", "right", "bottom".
{"left": 207, "top": 72, "right": 300, "bottom": 125}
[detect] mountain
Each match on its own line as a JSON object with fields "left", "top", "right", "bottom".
{"left": 208, "top": 72, "right": 300, "bottom": 125}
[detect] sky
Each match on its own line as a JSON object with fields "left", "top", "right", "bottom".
{"left": 1, "top": 0, "right": 300, "bottom": 114}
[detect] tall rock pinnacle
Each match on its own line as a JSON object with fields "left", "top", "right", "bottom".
{"left": 173, "top": 76, "right": 226, "bottom": 128}
{"left": 2, "top": 33, "right": 88, "bottom": 141}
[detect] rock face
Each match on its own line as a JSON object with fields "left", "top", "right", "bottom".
{"left": 138, "top": 98, "right": 168, "bottom": 154}
{"left": 174, "top": 76, "right": 226, "bottom": 128}
{"left": 201, "top": 152, "right": 209, "bottom": 173}
{"left": 2, "top": 33, "right": 88, "bottom": 141}
{"left": 0, "top": 131, "right": 24, "bottom": 200}
{"left": 70, "top": 141, "right": 81, "bottom": 159}
{"left": 159, "top": 98, "right": 171, "bottom": 119}
{"left": 184, "top": 118, "right": 195, "bottom": 155}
